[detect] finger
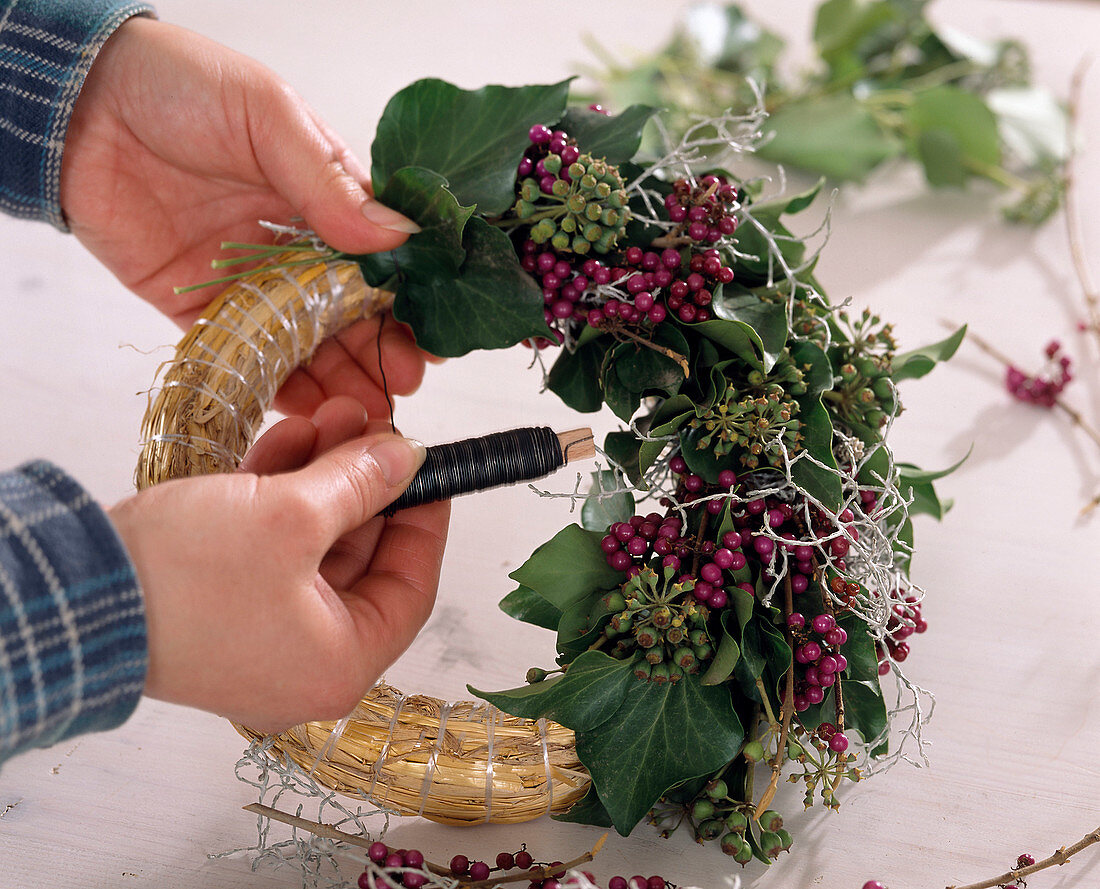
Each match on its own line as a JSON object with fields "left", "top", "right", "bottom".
{"left": 239, "top": 415, "right": 316, "bottom": 474}
{"left": 273, "top": 317, "right": 427, "bottom": 418}
{"left": 334, "top": 314, "right": 427, "bottom": 397}
{"left": 339, "top": 500, "right": 451, "bottom": 672}
{"left": 281, "top": 434, "right": 426, "bottom": 543}
{"left": 308, "top": 396, "right": 369, "bottom": 459}
{"left": 249, "top": 84, "right": 418, "bottom": 254}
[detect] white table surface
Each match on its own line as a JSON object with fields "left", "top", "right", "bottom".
{"left": 2, "top": 2, "right": 1099, "bottom": 887}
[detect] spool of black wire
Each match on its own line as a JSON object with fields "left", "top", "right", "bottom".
{"left": 388, "top": 426, "right": 594, "bottom": 512}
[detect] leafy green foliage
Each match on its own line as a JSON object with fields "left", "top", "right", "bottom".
{"left": 584, "top": 1, "right": 1066, "bottom": 224}
{"left": 390, "top": 218, "right": 549, "bottom": 356}
{"left": 576, "top": 675, "right": 744, "bottom": 834}
{"left": 372, "top": 79, "right": 570, "bottom": 214}
{"left": 355, "top": 67, "right": 961, "bottom": 849}
{"left": 509, "top": 524, "right": 622, "bottom": 611}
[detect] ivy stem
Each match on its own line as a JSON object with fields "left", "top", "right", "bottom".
{"left": 946, "top": 825, "right": 1100, "bottom": 889}
{"left": 587, "top": 632, "right": 609, "bottom": 652}
{"left": 754, "top": 574, "right": 796, "bottom": 819}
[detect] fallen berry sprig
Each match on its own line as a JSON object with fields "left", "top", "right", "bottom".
{"left": 944, "top": 825, "right": 1100, "bottom": 889}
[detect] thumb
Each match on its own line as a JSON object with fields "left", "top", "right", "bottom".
{"left": 280, "top": 434, "right": 426, "bottom": 542}
{"left": 250, "top": 84, "right": 419, "bottom": 253}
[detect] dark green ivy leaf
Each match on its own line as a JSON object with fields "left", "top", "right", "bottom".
{"left": 548, "top": 339, "right": 609, "bottom": 413}
{"left": 582, "top": 469, "right": 635, "bottom": 532}
{"left": 698, "top": 285, "right": 789, "bottom": 372}
{"left": 558, "top": 104, "right": 658, "bottom": 164}
{"left": 843, "top": 678, "right": 888, "bottom": 752}
{"left": 499, "top": 585, "right": 562, "bottom": 632}
{"left": 790, "top": 341, "right": 843, "bottom": 510}
{"left": 391, "top": 217, "right": 548, "bottom": 357}
{"left": 576, "top": 674, "right": 744, "bottom": 835}
{"left": 552, "top": 783, "right": 614, "bottom": 827}
{"left": 602, "top": 430, "right": 644, "bottom": 488}
{"left": 509, "top": 524, "right": 623, "bottom": 612}
{"left": 354, "top": 166, "right": 473, "bottom": 288}
{"left": 700, "top": 608, "right": 741, "bottom": 686}
{"left": 371, "top": 78, "right": 571, "bottom": 214}
{"left": 471, "top": 650, "right": 636, "bottom": 733}
{"left": 890, "top": 324, "right": 966, "bottom": 382}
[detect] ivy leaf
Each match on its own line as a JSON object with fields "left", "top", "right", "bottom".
{"left": 552, "top": 783, "right": 614, "bottom": 827}
{"left": 556, "top": 591, "right": 614, "bottom": 659}
{"left": 837, "top": 612, "right": 879, "bottom": 685}
{"left": 576, "top": 675, "right": 744, "bottom": 835}
{"left": 904, "top": 87, "right": 1000, "bottom": 187}
{"left": 733, "top": 616, "right": 791, "bottom": 704}
{"left": 471, "top": 650, "right": 636, "bottom": 733}
{"left": 582, "top": 470, "right": 635, "bottom": 532}
{"left": 558, "top": 104, "right": 658, "bottom": 164}
{"left": 890, "top": 324, "right": 966, "bottom": 382}
{"left": 614, "top": 325, "right": 690, "bottom": 397}
{"left": 509, "top": 524, "right": 623, "bottom": 612}
{"left": 843, "top": 678, "right": 888, "bottom": 752}
{"left": 700, "top": 285, "right": 789, "bottom": 371}
{"left": 700, "top": 609, "right": 741, "bottom": 686}
{"left": 354, "top": 166, "right": 472, "bottom": 287}
{"left": 637, "top": 395, "right": 694, "bottom": 475}
{"left": 548, "top": 339, "right": 609, "bottom": 413}
{"left": 371, "top": 78, "right": 571, "bottom": 214}
{"left": 499, "top": 585, "right": 562, "bottom": 632}
{"left": 790, "top": 341, "right": 842, "bottom": 510}
{"left": 915, "top": 128, "right": 967, "bottom": 187}
{"left": 757, "top": 94, "right": 901, "bottom": 182}
{"left": 603, "top": 430, "right": 644, "bottom": 488}
{"left": 392, "top": 217, "right": 548, "bottom": 356}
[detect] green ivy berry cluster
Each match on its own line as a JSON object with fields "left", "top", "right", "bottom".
{"left": 826, "top": 310, "right": 902, "bottom": 432}
{"left": 688, "top": 352, "right": 808, "bottom": 470}
{"left": 605, "top": 567, "right": 712, "bottom": 682}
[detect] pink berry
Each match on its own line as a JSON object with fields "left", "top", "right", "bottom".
{"left": 368, "top": 841, "right": 388, "bottom": 863}
{"left": 469, "top": 861, "right": 491, "bottom": 881}
{"left": 862, "top": 882, "right": 887, "bottom": 889}
{"left": 829, "top": 732, "right": 849, "bottom": 753}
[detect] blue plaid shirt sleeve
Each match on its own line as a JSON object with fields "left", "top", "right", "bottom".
{"left": 0, "top": 462, "right": 147, "bottom": 767}
{"left": 0, "top": 0, "right": 155, "bottom": 228}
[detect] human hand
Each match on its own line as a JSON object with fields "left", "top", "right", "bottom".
{"left": 61, "top": 16, "right": 431, "bottom": 418}
{"left": 109, "top": 397, "right": 450, "bottom": 731}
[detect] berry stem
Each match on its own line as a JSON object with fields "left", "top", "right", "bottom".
{"left": 602, "top": 320, "right": 691, "bottom": 377}
{"left": 464, "top": 833, "right": 609, "bottom": 887}
{"left": 945, "top": 824, "right": 1100, "bottom": 889}
{"left": 754, "top": 575, "right": 796, "bottom": 819}
{"left": 241, "top": 803, "right": 452, "bottom": 875}
{"left": 947, "top": 321, "right": 1100, "bottom": 514}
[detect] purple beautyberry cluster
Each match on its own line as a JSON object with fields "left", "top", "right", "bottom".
{"left": 786, "top": 612, "right": 850, "bottom": 718}
{"left": 814, "top": 721, "right": 850, "bottom": 755}
{"left": 363, "top": 843, "right": 427, "bottom": 889}
{"left": 874, "top": 592, "right": 927, "bottom": 675}
{"left": 1005, "top": 339, "right": 1073, "bottom": 407}
{"left": 664, "top": 175, "right": 740, "bottom": 243}
{"left": 599, "top": 459, "right": 743, "bottom": 612}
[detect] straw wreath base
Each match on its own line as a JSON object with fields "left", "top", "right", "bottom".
{"left": 135, "top": 248, "right": 592, "bottom": 823}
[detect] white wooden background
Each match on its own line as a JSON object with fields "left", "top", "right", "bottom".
{"left": 2, "top": 2, "right": 1099, "bottom": 887}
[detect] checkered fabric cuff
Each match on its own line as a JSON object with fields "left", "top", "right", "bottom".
{"left": 0, "top": 461, "right": 147, "bottom": 766}
{"left": 0, "top": 0, "right": 156, "bottom": 228}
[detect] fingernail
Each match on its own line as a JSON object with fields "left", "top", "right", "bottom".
{"left": 372, "top": 437, "right": 426, "bottom": 486}
{"left": 361, "top": 199, "right": 421, "bottom": 234}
